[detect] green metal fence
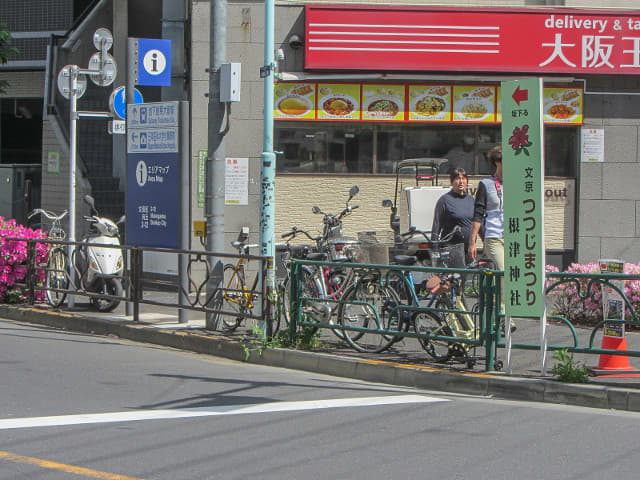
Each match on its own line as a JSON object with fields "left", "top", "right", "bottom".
{"left": 287, "top": 259, "right": 640, "bottom": 371}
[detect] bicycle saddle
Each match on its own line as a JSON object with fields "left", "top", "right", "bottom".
{"left": 393, "top": 255, "right": 417, "bottom": 265}
{"left": 306, "top": 252, "right": 328, "bottom": 261}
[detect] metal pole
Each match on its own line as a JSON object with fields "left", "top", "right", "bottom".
{"left": 259, "top": 0, "right": 276, "bottom": 337}
{"left": 125, "top": 37, "right": 136, "bottom": 317}
{"left": 178, "top": 100, "right": 190, "bottom": 323}
{"left": 68, "top": 65, "right": 78, "bottom": 309}
{"left": 205, "top": 0, "right": 227, "bottom": 330}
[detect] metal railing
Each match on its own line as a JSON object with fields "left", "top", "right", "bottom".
{"left": 288, "top": 258, "right": 640, "bottom": 371}
{"left": 8, "top": 235, "right": 640, "bottom": 371}
{"left": 8, "top": 237, "right": 273, "bottom": 330}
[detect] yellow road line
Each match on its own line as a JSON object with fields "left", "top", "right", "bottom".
{"left": 0, "top": 450, "right": 145, "bottom": 480}
{"left": 358, "top": 357, "right": 493, "bottom": 377}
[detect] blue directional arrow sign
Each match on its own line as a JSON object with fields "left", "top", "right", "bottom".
{"left": 109, "top": 86, "right": 143, "bottom": 120}
{"left": 137, "top": 38, "right": 171, "bottom": 86}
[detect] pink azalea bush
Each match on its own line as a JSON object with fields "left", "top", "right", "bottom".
{"left": 546, "top": 262, "right": 640, "bottom": 325}
{"left": 0, "top": 217, "right": 49, "bottom": 302}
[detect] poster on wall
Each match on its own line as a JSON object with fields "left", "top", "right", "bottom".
{"left": 225, "top": 157, "right": 248, "bottom": 205}
{"left": 317, "top": 83, "right": 360, "bottom": 120}
{"left": 273, "top": 82, "right": 584, "bottom": 125}
{"left": 543, "top": 87, "right": 584, "bottom": 124}
{"left": 581, "top": 128, "right": 605, "bottom": 162}
{"left": 408, "top": 85, "right": 451, "bottom": 122}
{"left": 361, "top": 84, "right": 405, "bottom": 121}
{"left": 452, "top": 85, "right": 497, "bottom": 123}
{"left": 274, "top": 83, "right": 316, "bottom": 120}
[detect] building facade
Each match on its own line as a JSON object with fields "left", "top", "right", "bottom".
{"left": 3, "top": 1, "right": 640, "bottom": 273}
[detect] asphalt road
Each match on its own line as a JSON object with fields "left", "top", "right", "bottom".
{"left": 1, "top": 318, "right": 640, "bottom": 480}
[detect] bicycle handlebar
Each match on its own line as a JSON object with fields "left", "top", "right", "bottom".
{"left": 281, "top": 227, "right": 321, "bottom": 244}
{"left": 400, "top": 225, "right": 461, "bottom": 245}
{"left": 28, "top": 208, "right": 68, "bottom": 221}
{"left": 337, "top": 204, "right": 359, "bottom": 220}
{"left": 231, "top": 241, "right": 260, "bottom": 254}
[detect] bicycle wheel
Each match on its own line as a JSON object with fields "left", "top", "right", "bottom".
{"left": 337, "top": 280, "right": 404, "bottom": 353}
{"left": 413, "top": 309, "right": 452, "bottom": 362}
{"left": 46, "top": 248, "right": 68, "bottom": 307}
{"left": 220, "top": 263, "right": 248, "bottom": 331}
{"left": 272, "top": 279, "right": 289, "bottom": 334}
{"left": 322, "top": 266, "right": 349, "bottom": 340}
{"left": 298, "top": 267, "right": 331, "bottom": 327}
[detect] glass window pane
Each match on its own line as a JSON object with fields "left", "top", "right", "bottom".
{"left": 275, "top": 122, "right": 576, "bottom": 178}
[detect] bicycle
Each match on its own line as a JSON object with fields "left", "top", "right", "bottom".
{"left": 333, "top": 227, "right": 458, "bottom": 354}
{"left": 279, "top": 226, "right": 353, "bottom": 338}
{"left": 216, "top": 237, "right": 261, "bottom": 331}
{"left": 392, "top": 227, "right": 496, "bottom": 366}
{"left": 274, "top": 233, "right": 316, "bottom": 334}
{"left": 28, "top": 208, "right": 69, "bottom": 307}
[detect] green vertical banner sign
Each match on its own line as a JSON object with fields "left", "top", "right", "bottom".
{"left": 198, "top": 150, "right": 207, "bottom": 208}
{"left": 501, "top": 78, "right": 545, "bottom": 317}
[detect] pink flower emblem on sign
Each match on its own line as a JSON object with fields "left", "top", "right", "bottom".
{"left": 509, "top": 125, "right": 532, "bottom": 156}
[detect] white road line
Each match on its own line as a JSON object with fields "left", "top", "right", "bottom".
{"left": 0, "top": 395, "right": 447, "bottom": 430}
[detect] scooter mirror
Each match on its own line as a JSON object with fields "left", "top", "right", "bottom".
{"left": 83, "top": 194, "right": 96, "bottom": 213}
{"left": 116, "top": 215, "right": 126, "bottom": 225}
{"left": 382, "top": 199, "right": 393, "bottom": 208}
{"left": 349, "top": 185, "right": 359, "bottom": 199}
{"left": 312, "top": 206, "right": 321, "bottom": 214}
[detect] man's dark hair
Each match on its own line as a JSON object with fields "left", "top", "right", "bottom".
{"left": 449, "top": 167, "right": 468, "bottom": 183}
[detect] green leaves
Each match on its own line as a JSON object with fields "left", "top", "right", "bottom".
{"left": 551, "top": 349, "right": 589, "bottom": 383}
{"left": 0, "top": 23, "right": 19, "bottom": 94}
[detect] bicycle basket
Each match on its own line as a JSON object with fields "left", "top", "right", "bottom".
{"left": 328, "top": 237, "right": 362, "bottom": 262}
{"left": 357, "top": 231, "right": 394, "bottom": 265}
{"left": 275, "top": 244, "right": 291, "bottom": 280}
{"left": 431, "top": 243, "right": 466, "bottom": 268}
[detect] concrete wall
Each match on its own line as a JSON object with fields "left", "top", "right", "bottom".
{"left": 577, "top": 76, "right": 640, "bottom": 264}
{"left": 191, "top": 0, "right": 266, "bottom": 250}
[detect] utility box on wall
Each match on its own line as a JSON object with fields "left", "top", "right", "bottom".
{"left": 220, "top": 63, "right": 241, "bottom": 102}
{"left": 0, "top": 164, "right": 42, "bottom": 226}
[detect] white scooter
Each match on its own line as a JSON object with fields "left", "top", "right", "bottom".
{"left": 74, "top": 195, "right": 125, "bottom": 312}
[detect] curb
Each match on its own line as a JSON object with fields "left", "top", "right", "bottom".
{"left": 3, "top": 305, "right": 640, "bottom": 412}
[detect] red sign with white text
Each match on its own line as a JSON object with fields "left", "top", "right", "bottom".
{"left": 305, "top": 6, "right": 640, "bottom": 75}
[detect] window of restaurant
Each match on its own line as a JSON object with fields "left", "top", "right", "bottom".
{"left": 275, "top": 123, "right": 577, "bottom": 178}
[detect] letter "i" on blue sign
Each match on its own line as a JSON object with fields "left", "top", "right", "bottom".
{"left": 137, "top": 38, "right": 172, "bottom": 86}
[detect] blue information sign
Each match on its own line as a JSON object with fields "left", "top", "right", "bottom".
{"left": 127, "top": 152, "right": 178, "bottom": 248}
{"left": 126, "top": 101, "right": 180, "bottom": 248}
{"left": 137, "top": 38, "right": 171, "bottom": 86}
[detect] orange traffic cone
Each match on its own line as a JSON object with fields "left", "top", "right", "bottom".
{"left": 590, "top": 334, "right": 640, "bottom": 377}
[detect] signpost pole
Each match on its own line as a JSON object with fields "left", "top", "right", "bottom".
{"left": 68, "top": 66, "right": 78, "bottom": 309}
{"left": 179, "top": 101, "right": 190, "bottom": 324}
{"left": 125, "top": 38, "right": 137, "bottom": 317}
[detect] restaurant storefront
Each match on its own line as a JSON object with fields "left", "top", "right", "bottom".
{"left": 267, "top": 5, "right": 640, "bottom": 267}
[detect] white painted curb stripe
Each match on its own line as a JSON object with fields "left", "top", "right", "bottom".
{"left": 0, "top": 395, "right": 447, "bottom": 430}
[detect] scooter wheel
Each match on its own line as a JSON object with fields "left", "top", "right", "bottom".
{"left": 92, "top": 278, "right": 123, "bottom": 312}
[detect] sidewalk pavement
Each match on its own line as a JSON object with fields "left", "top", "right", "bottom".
{"left": 3, "top": 294, "right": 640, "bottom": 413}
